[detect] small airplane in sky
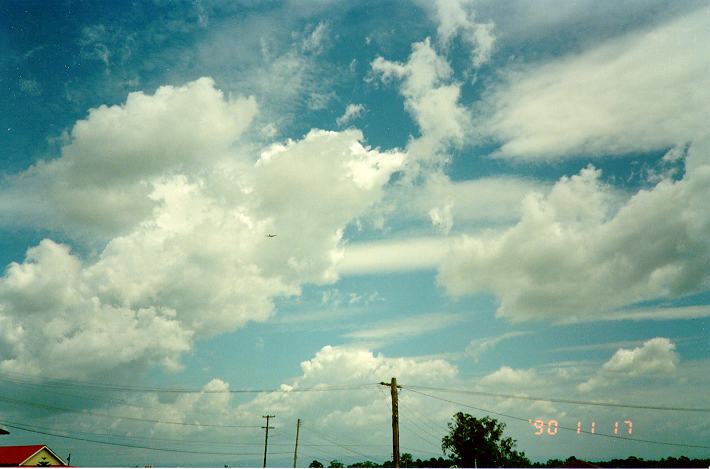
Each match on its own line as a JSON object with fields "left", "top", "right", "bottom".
{"left": 265, "top": 234, "right": 277, "bottom": 238}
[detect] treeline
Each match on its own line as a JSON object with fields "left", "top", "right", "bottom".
{"left": 308, "top": 453, "right": 453, "bottom": 468}
{"left": 310, "top": 454, "right": 710, "bottom": 468}
{"left": 535, "top": 455, "right": 710, "bottom": 468}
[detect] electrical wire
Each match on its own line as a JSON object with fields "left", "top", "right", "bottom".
{"left": 406, "top": 388, "right": 710, "bottom": 450}
{"left": 402, "top": 385, "right": 710, "bottom": 413}
{"left": 397, "top": 401, "right": 443, "bottom": 448}
{"left": 0, "top": 421, "right": 293, "bottom": 457}
{"left": 0, "top": 378, "right": 132, "bottom": 406}
{"left": 397, "top": 398, "right": 447, "bottom": 440}
{"left": 300, "top": 422, "right": 382, "bottom": 461}
{"left": 0, "top": 395, "right": 261, "bottom": 428}
{"left": 0, "top": 419, "right": 286, "bottom": 448}
{"left": 0, "top": 371, "right": 378, "bottom": 394}
{"left": 399, "top": 419, "right": 441, "bottom": 450}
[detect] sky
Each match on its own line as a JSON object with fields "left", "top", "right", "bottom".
{"left": 1, "top": 0, "right": 709, "bottom": 466}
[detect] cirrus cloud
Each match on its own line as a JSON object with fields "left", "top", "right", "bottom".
{"left": 479, "top": 6, "right": 710, "bottom": 160}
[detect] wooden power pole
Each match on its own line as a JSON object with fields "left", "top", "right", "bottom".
{"left": 262, "top": 415, "right": 275, "bottom": 468}
{"left": 293, "top": 418, "right": 301, "bottom": 467}
{"left": 380, "top": 377, "right": 400, "bottom": 468}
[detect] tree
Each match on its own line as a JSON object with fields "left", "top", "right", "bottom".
{"left": 349, "top": 461, "right": 381, "bottom": 468}
{"left": 309, "top": 460, "right": 324, "bottom": 468}
{"left": 441, "top": 413, "right": 530, "bottom": 468}
{"left": 329, "top": 460, "right": 345, "bottom": 468}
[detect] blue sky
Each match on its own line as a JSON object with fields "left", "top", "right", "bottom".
{"left": 1, "top": 0, "right": 709, "bottom": 466}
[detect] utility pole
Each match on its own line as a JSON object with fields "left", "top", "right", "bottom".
{"left": 293, "top": 418, "right": 301, "bottom": 468}
{"left": 380, "top": 377, "right": 400, "bottom": 468}
{"left": 262, "top": 415, "right": 275, "bottom": 468}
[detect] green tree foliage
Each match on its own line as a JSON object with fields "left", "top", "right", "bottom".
{"left": 441, "top": 412, "right": 530, "bottom": 468}
{"left": 349, "top": 461, "right": 381, "bottom": 468}
{"left": 309, "top": 460, "right": 324, "bottom": 468}
{"left": 381, "top": 456, "right": 454, "bottom": 468}
{"left": 329, "top": 460, "right": 345, "bottom": 468}
{"left": 399, "top": 453, "right": 414, "bottom": 467}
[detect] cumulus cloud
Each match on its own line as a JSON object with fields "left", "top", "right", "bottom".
{"left": 438, "top": 156, "right": 710, "bottom": 322}
{"left": 371, "top": 38, "right": 471, "bottom": 170}
{"left": 0, "top": 78, "right": 405, "bottom": 378}
{"left": 54, "top": 345, "right": 461, "bottom": 463}
{"left": 435, "top": 6, "right": 710, "bottom": 324}
{"left": 433, "top": 0, "right": 495, "bottom": 67}
{"left": 478, "top": 366, "right": 540, "bottom": 387}
{"left": 236, "top": 345, "right": 459, "bottom": 434}
{"left": 479, "top": 6, "right": 710, "bottom": 159}
{"left": 0, "top": 240, "right": 193, "bottom": 379}
{"left": 1, "top": 77, "right": 257, "bottom": 237}
{"left": 578, "top": 338, "right": 679, "bottom": 392}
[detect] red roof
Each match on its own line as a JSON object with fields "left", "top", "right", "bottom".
{"left": 0, "top": 445, "right": 46, "bottom": 466}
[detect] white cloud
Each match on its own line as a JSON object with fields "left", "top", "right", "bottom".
{"left": 336, "top": 103, "right": 365, "bottom": 126}
{"left": 602, "top": 338, "right": 678, "bottom": 374}
{"left": 338, "top": 237, "right": 450, "bottom": 276}
{"left": 0, "top": 79, "right": 405, "bottom": 378}
{"left": 438, "top": 156, "right": 710, "bottom": 322}
{"left": 1, "top": 77, "right": 257, "bottom": 237}
{"left": 417, "top": 174, "right": 545, "bottom": 229}
{"left": 0, "top": 240, "right": 192, "bottom": 379}
{"left": 307, "top": 90, "right": 335, "bottom": 110}
{"left": 74, "top": 345, "right": 461, "bottom": 462}
{"left": 301, "top": 22, "right": 330, "bottom": 55}
{"left": 465, "top": 331, "right": 530, "bottom": 362}
{"left": 478, "top": 366, "right": 540, "bottom": 387}
{"left": 598, "top": 305, "right": 710, "bottom": 322}
{"left": 578, "top": 338, "right": 679, "bottom": 392}
{"left": 435, "top": 6, "right": 710, "bottom": 324}
{"left": 479, "top": 6, "right": 710, "bottom": 159}
{"left": 235, "top": 345, "right": 459, "bottom": 436}
{"left": 193, "top": 18, "right": 338, "bottom": 138}
{"left": 352, "top": 174, "right": 544, "bottom": 256}
{"left": 433, "top": 0, "right": 495, "bottom": 67}
{"left": 429, "top": 201, "right": 454, "bottom": 234}
{"left": 343, "top": 312, "right": 466, "bottom": 346}
{"left": 371, "top": 38, "right": 470, "bottom": 170}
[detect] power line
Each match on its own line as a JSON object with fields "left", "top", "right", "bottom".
{"left": 0, "top": 419, "right": 283, "bottom": 448}
{"left": 401, "top": 385, "right": 710, "bottom": 413}
{"left": 397, "top": 400, "right": 444, "bottom": 450}
{"left": 397, "top": 398, "right": 448, "bottom": 438}
{"left": 300, "top": 422, "right": 382, "bottom": 461}
{"left": 0, "top": 378, "right": 132, "bottom": 406}
{"left": 0, "top": 395, "right": 261, "bottom": 428}
{"left": 0, "top": 421, "right": 293, "bottom": 457}
{"left": 0, "top": 371, "right": 377, "bottom": 394}
{"left": 399, "top": 419, "right": 441, "bottom": 450}
{"left": 406, "top": 388, "right": 710, "bottom": 450}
